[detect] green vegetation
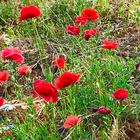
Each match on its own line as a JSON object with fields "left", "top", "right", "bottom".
{"left": 0, "top": 0, "right": 139, "bottom": 139}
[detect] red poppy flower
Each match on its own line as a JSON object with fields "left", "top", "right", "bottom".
{"left": 66, "top": 25, "right": 80, "bottom": 36}
{"left": 98, "top": 106, "right": 112, "bottom": 114}
{"left": 0, "top": 70, "right": 10, "bottom": 85}
{"left": 75, "top": 16, "right": 87, "bottom": 26}
{"left": 83, "top": 28, "right": 97, "bottom": 40}
{"left": 112, "top": 88, "right": 128, "bottom": 100}
{"left": 53, "top": 57, "right": 65, "bottom": 68}
{"left": 81, "top": 8, "right": 99, "bottom": 21}
{"left": 1, "top": 47, "right": 24, "bottom": 64}
{"left": 63, "top": 115, "right": 81, "bottom": 129}
{"left": 0, "top": 97, "right": 4, "bottom": 107}
{"left": 33, "top": 80, "right": 58, "bottom": 103}
{"left": 54, "top": 72, "right": 80, "bottom": 90}
{"left": 101, "top": 40, "right": 119, "bottom": 50}
{"left": 20, "top": 5, "right": 41, "bottom": 21}
{"left": 18, "top": 65, "right": 32, "bottom": 75}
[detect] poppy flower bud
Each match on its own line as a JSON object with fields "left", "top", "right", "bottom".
{"left": 135, "top": 62, "right": 140, "bottom": 71}
{"left": 117, "top": 52, "right": 127, "bottom": 57}
{"left": 98, "top": 106, "right": 112, "bottom": 114}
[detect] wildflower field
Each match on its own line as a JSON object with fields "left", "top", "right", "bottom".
{"left": 0, "top": 0, "right": 139, "bottom": 139}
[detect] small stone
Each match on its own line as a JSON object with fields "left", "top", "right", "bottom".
{"left": 0, "top": 104, "right": 15, "bottom": 111}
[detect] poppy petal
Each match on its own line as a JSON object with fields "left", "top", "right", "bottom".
{"left": 75, "top": 16, "right": 87, "bottom": 26}
{"left": 54, "top": 72, "right": 80, "bottom": 89}
{"left": 101, "top": 40, "right": 119, "bottom": 50}
{"left": 63, "top": 115, "right": 81, "bottom": 129}
{"left": 10, "top": 53, "right": 24, "bottom": 64}
{"left": 112, "top": 88, "right": 128, "bottom": 100}
{"left": 66, "top": 25, "right": 80, "bottom": 36}
{"left": 33, "top": 80, "right": 58, "bottom": 103}
{"left": 53, "top": 57, "right": 66, "bottom": 68}
{"left": 18, "top": 65, "right": 32, "bottom": 75}
{"left": 1, "top": 47, "right": 24, "bottom": 64}
{"left": 81, "top": 8, "right": 99, "bottom": 21}
{"left": 0, "top": 98, "right": 4, "bottom": 107}
{"left": 20, "top": 5, "right": 41, "bottom": 21}
{"left": 0, "top": 70, "right": 9, "bottom": 85}
{"left": 83, "top": 28, "right": 97, "bottom": 40}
